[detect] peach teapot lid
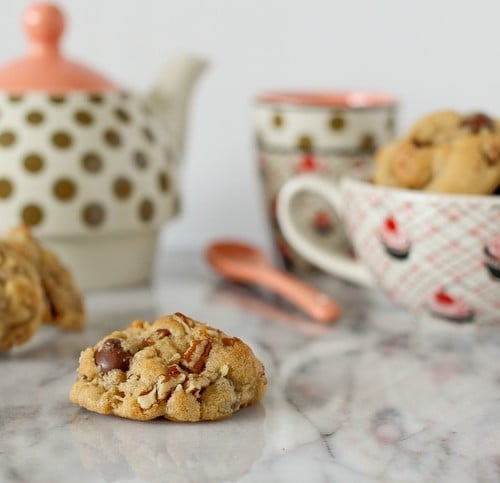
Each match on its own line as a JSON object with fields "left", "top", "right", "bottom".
{"left": 0, "top": 3, "right": 117, "bottom": 93}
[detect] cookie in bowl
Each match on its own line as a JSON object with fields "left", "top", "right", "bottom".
{"left": 374, "top": 110, "right": 500, "bottom": 194}
{"left": 69, "top": 313, "right": 267, "bottom": 421}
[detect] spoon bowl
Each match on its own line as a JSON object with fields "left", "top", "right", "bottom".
{"left": 205, "top": 240, "right": 341, "bottom": 323}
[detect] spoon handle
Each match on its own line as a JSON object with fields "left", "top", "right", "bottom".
{"left": 256, "top": 266, "right": 341, "bottom": 323}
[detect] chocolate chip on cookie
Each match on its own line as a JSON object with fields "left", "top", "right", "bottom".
{"left": 461, "top": 113, "right": 495, "bottom": 134}
{"left": 69, "top": 313, "right": 267, "bottom": 421}
{"left": 95, "top": 338, "right": 132, "bottom": 373}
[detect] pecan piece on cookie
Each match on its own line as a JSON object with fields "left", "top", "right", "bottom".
{"left": 69, "top": 313, "right": 267, "bottom": 421}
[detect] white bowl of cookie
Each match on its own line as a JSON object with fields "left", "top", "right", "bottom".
{"left": 277, "top": 110, "right": 500, "bottom": 327}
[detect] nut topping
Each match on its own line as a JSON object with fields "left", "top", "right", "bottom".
{"left": 156, "top": 371, "right": 186, "bottom": 400}
{"left": 181, "top": 339, "right": 211, "bottom": 373}
{"left": 143, "top": 328, "right": 171, "bottom": 346}
{"left": 173, "top": 312, "right": 195, "bottom": 328}
{"left": 185, "top": 374, "right": 211, "bottom": 395}
{"left": 94, "top": 338, "right": 131, "bottom": 373}
{"left": 167, "top": 364, "right": 181, "bottom": 377}
{"left": 137, "top": 386, "right": 157, "bottom": 410}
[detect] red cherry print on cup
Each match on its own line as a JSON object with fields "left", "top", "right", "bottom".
{"left": 296, "top": 153, "right": 319, "bottom": 173}
{"left": 435, "top": 290, "right": 454, "bottom": 305}
{"left": 312, "top": 211, "right": 334, "bottom": 235}
{"left": 484, "top": 234, "right": 500, "bottom": 280}
{"left": 380, "top": 216, "right": 411, "bottom": 260}
{"left": 426, "top": 288, "right": 474, "bottom": 324}
{"left": 385, "top": 217, "right": 396, "bottom": 231}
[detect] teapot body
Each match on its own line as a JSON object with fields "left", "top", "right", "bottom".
{"left": 0, "top": 91, "right": 178, "bottom": 288}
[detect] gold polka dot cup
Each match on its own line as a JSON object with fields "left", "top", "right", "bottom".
{"left": 254, "top": 91, "right": 397, "bottom": 271}
{"left": 0, "top": 3, "right": 206, "bottom": 288}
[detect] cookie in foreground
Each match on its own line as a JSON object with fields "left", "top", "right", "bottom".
{"left": 69, "top": 313, "right": 267, "bottom": 421}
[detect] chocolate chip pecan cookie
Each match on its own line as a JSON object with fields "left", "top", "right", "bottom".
{"left": 374, "top": 111, "right": 500, "bottom": 194}
{"left": 5, "top": 225, "right": 85, "bottom": 331}
{"left": 0, "top": 241, "right": 44, "bottom": 350}
{"left": 69, "top": 313, "right": 267, "bottom": 421}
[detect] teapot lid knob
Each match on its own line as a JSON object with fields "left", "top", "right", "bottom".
{"left": 0, "top": 2, "right": 117, "bottom": 92}
{"left": 23, "top": 3, "right": 64, "bottom": 55}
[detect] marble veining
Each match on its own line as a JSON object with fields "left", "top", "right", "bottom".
{"left": 1, "top": 249, "right": 500, "bottom": 483}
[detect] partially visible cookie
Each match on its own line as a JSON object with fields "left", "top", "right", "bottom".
{"left": 5, "top": 225, "right": 85, "bottom": 331}
{"left": 69, "top": 312, "right": 267, "bottom": 421}
{"left": 407, "top": 110, "right": 463, "bottom": 146}
{"left": 0, "top": 241, "right": 44, "bottom": 350}
{"left": 374, "top": 110, "right": 500, "bottom": 194}
{"left": 425, "top": 134, "right": 500, "bottom": 194}
{"left": 374, "top": 140, "right": 437, "bottom": 189}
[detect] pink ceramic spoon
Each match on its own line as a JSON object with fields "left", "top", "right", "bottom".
{"left": 205, "top": 240, "right": 341, "bottom": 323}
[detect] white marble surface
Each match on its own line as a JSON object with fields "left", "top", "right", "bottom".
{"left": 1, "top": 249, "right": 500, "bottom": 483}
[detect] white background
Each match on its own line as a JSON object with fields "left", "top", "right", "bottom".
{"left": 2, "top": 0, "right": 499, "bottom": 252}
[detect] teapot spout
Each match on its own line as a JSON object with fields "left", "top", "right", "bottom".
{"left": 148, "top": 53, "right": 207, "bottom": 158}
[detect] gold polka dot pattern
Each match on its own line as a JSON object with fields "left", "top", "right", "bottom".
{"left": 297, "top": 135, "right": 313, "bottom": 152}
{"left": 74, "top": 110, "right": 94, "bottom": 125}
{"left": 53, "top": 178, "right": 77, "bottom": 201}
{"left": 26, "top": 111, "right": 44, "bottom": 125}
{"left": 52, "top": 131, "right": 73, "bottom": 149}
{"left": 272, "top": 113, "right": 283, "bottom": 128}
{"left": 158, "top": 172, "right": 169, "bottom": 192}
{"left": 139, "top": 199, "right": 154, "bottom": 222}
{"left": 113, "top": 177, "right": 133, "bottom": 199}
{"left": 81, "top": 153, "right": 103, "bottom": 173}
{"left": 114, "top": 108, "right": 130, "bottom": 123}
{"left": 49, "top": 95, "right": 66, "bottom": 104}
{"left": 104, "top": 129, "right": 121, "bottom": 147}
{"left": 82, "top": 203, "right": 105, "bottom": 227}
{"left": 329, "top": 115, "right": 346, "bottom": 131}
{"left": 22, "top": 204, "right": 43, "bottom": 226}
{"left": 134, "top": 151, "right": 148, "bottom": 169}
{"left": 23, "top": 154, "right": 44, "bottom": 173}
{"left": 88, "top": 94, "right": 103, "bottom": 104}
{"left": 0, "top": 131, "right": 16, "bottom": 147}
{"left": 0, "top": 179, "right": 13, "bottom": 198}
{"left": 0, "top": 92, "right": 175, "bottom": 234}
{"left": 359, "top": 133, "right": 376, "bottom": 152}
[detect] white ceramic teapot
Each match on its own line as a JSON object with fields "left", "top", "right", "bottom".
{"left": 0, "top": 3, "right": 205, "bottom": 289}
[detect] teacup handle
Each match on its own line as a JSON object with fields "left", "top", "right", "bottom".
{"left": 276, "top": 174, "right": 375, "bottom": 287}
